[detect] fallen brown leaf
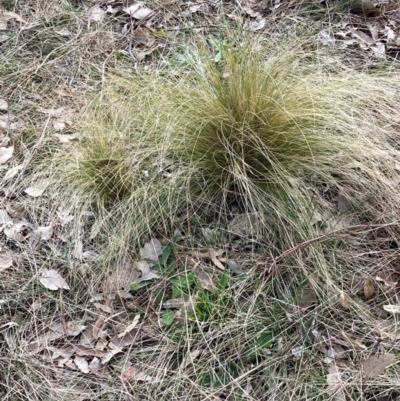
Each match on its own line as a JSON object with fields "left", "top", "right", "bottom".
{"left": 93, "top": 302, "right": 113, "bottom": 314}
{"left": 0, "top": 10, "right": 28, "bottom": 24}
{"left": 364, "top": 279, "right": 375, "bottom": 301}
{"left": 74, "top": 355, "right": 89, "bottom": 373}
{"left": 326, "top": 365, "right": 346, "bottom": 401}
{"left": 75, "top": 345, "right": 107, "bottom": 358}
{"left": 92, "top": 297, "right": 110, "bottom": 339}
{"left": 339, "top": 292, "right": 353, "bottom": 308}
{"left": 39, "top": 269, "right": 70, "bottom": 291}
{"left": 299, "top": 286, "right": 318, "bottom": 308}
{"left": 117, "top": 314, "right": 140, "bottom": 338}
{"left": 101, "top": 342, "right": 123, "bottom": 364}
{"left": 208, "top": 249, "right": 225, "bottom": 271}
{"left": 52, "top": 88, "right": 76, "bottom": 97}
{"left": 0, "top": 146, "right": 13, "bottom": 164}
{"left": 195, "top": 269, "right": 217, "bottom": 293}
{"left": 362, "top": 354, "right": 395, "bottom": 379}
{"left": 383, "top": 304, "right": 400, "bottom": 314}
{"left": 376, "top": 276, "right": 397, "bottom": 290}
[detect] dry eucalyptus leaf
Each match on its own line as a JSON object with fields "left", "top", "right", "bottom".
{"left": 299, "top": 286, "right": 318, "bottom": 308}
{"left": 53, "top": 121, "right": 66, "bottom": 132}
{"left": 351, "top": 29, "right": 375, "bottom": 46}
{"left": 28, "top": 229, "right": 41, "bottom": 248}
{"left": 0, "top": 253, "right": 12, "bottom": 270}
{"left": 0, "top": 209, "right": 12, "bottom": 225}
{"left": 50, "top": 321, "right": 86, "bottom": 336}
{"left": 371, "top": 42, "right": 386, "bottom": 59}
{"left": 136, "top": 269, "right": 160, "bottom": 283}
{"left": 24, "top": 181, "right": 49, "bottom": 197}
{"left": 383, "top": 304, "right": 400, "bottom": 314}
{"left": 88, "top": 5, "right": 106, "bottom": 23}
{"left": 55, "top": 28, "right": 71, "bottom": 36}
{"left": 57, "top": 209, "right": 74, "bottom": 226}
{"left": 93, "top": 303, "right": 113, "bottom": 314}
{"left": 118, "top": 314, "right": 140, "bottom": 338}
{"left": 0, "top": 146, "right": 13, "bottom": 164}
{"left": 326, "top": 365, "right": 346, "bottom": 401}
{"left": 376, "top": 276, "right": 397, "bottom": 289}
{"left": 243, "top": 6, "right": 259, "bottom": 17}
{"left": 39, "top": 269, "right": 70, "bottom": 291}
{"left": 130, "top": 370, "right": 154, "bottom": 382}
{"left": 52, "top": 88, "right": 76, "bottom": 98}
{"left": 0, "top": 10, "right": 27, "bottom": 30}
{"left": 208, "top": 249, "right": 225, "bottom": 271}
{"left": 38, "top": 225, "right": 53, "bottom": 240}
{"left": 49, "top": 346, "right": 75, "bottom": 360}
{"left": 318, "top": 30, "right": 335, "bottom": 46}
{"left": 140, "top": 238, "right": 162, "bottom": 261}
{"left": 64, "top": 360, "right": 77, "bottom": 370}
{"left": 196, "top": 269, "right": 217, "bottom": 293}
{"left": 131, "top": 7, "right": 153, "bottom": 19}
{"left": 132, "top": 27, "right": 155, "bottom": 46}
{"left": 101, "top": 343, "right": 123, "bottom": 364}
{"left": 89, "top": 357, "right": 101, "bottom": 372}
{"left": 339, "top": 292, "right": 353, "bottom": 308}
{"left": 26, "top": 330, "right": 65, "bottom": 354}
{"left": 364, "top": 279, "right": 375, "bottom": 301}
{"left": 0, "top": 99, "right": 8, "bottom": 110}
{"left": 3, "top": 224, "right": 24, "bottom": 242}
{"left": 75, "top": 345, "right": 107, "bottom": 358}
{"left": 124, "top": 3, "right": 153, "bottom": 19}
{"left": 74, "top": 355, "right": 89, "bottom": 373}
{"left": 362, "top": 354, "right": 395, "bottom": 379}
{"left": 228, "top": 213, "right": 260, "bottom": 238}
{"left": 3, "top": 164, "right": 23, "bottom": 181}
{"left": 0, "top": 114, "right": 23, "bottom": 131}
{"left": 292, "top": 345, "right": 304, "bottom": 359}
{"left": 116, "top": 290, "right": 133, "bottom": 300}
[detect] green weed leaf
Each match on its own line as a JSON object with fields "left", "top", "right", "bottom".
{"left": 162, "top": 309, "right": 175, "bottom": 326}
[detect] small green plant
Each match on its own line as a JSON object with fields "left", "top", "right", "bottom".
{"left": 194, "top": 271, "right": 231, "bottom": 321}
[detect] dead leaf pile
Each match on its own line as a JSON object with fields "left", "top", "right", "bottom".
{"left": 7, "top": 291, "right": 164, "bottom": 380}
{"left": 334, "top": 20, "right": 400, "bottom": 59}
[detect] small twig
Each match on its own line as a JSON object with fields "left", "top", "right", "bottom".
{"left": 59, "top": 290, "right": 69, "bottom": 335}
{"left": 269, "top": 219, "right": 400, "bottom": 273}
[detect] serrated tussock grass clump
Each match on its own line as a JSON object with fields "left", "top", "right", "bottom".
{"left": 41, "top": 43, "right": 400, "bottom": 264}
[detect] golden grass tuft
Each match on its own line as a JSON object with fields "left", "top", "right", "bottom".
{"left": 36, "top": 41, "right": 400, "bottom": 264}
